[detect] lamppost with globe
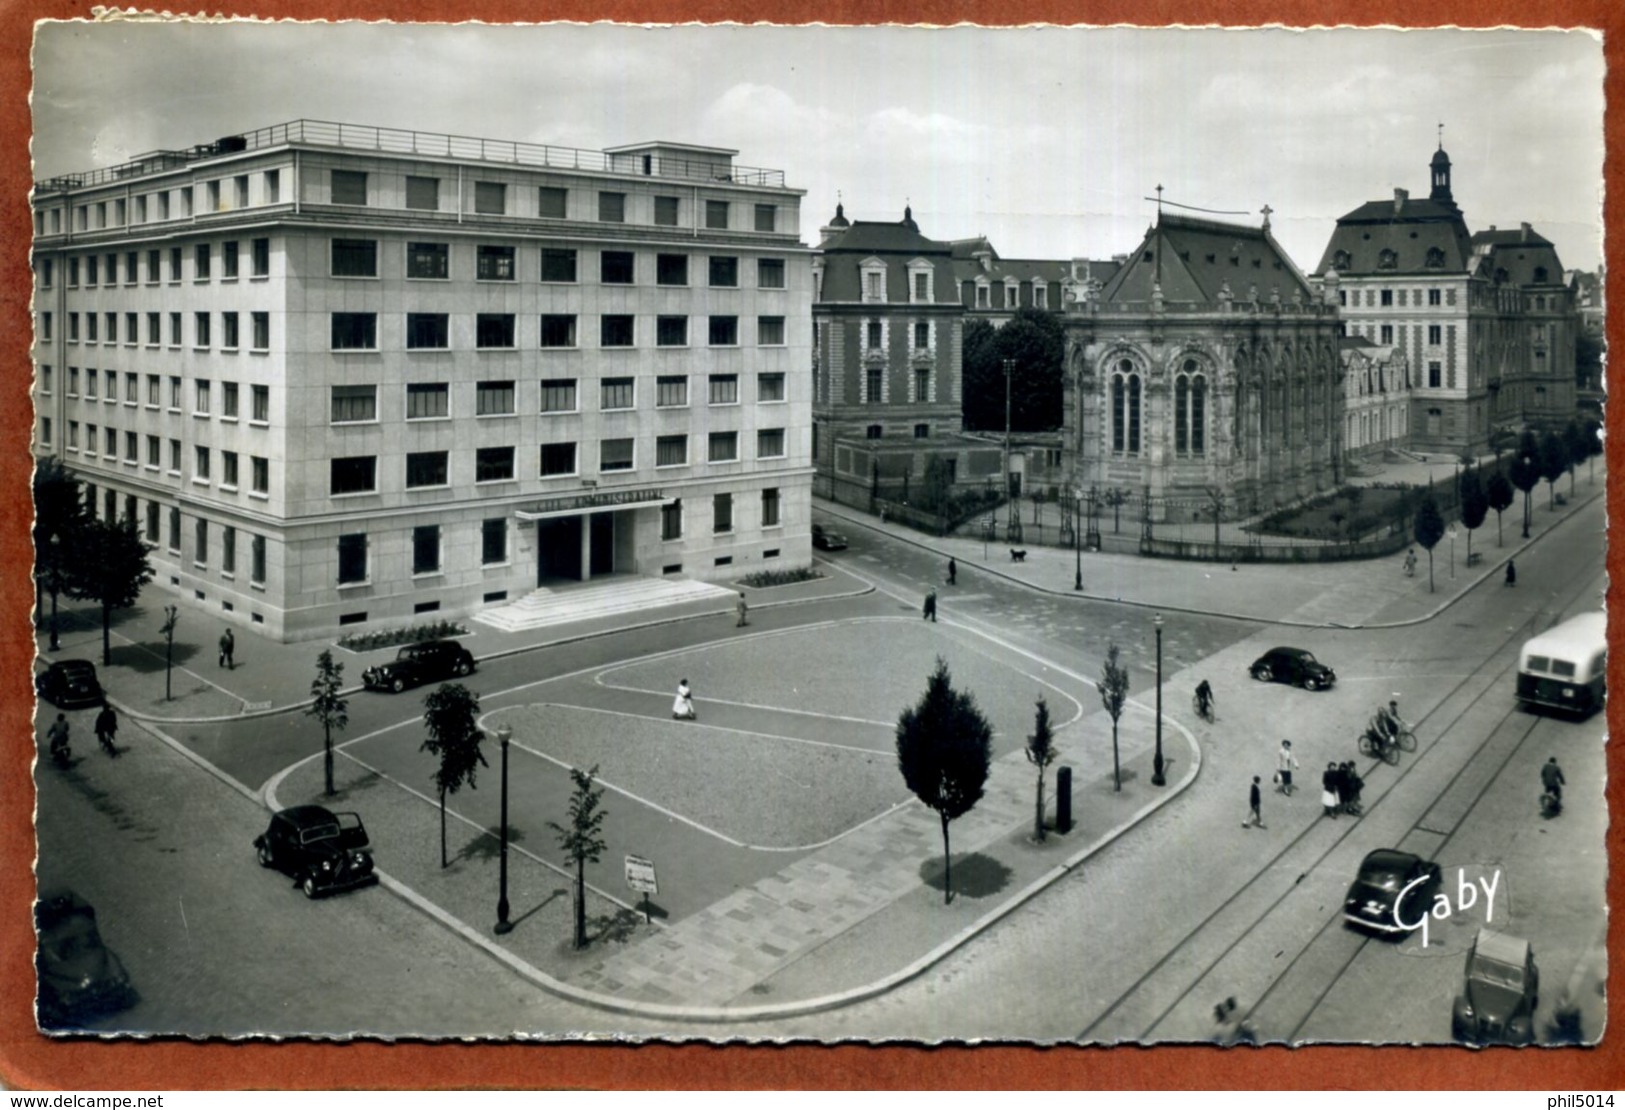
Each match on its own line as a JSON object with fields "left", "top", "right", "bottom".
{"left": 493, "top": 724, "right": 515, "bottom": 935}
{"left": 1152, "top": 613, "right": 1166, "bottom": 786}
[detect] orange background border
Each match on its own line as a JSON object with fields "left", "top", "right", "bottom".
{"left": 0, "top": 1, "right": 1620, "bottom": 1091}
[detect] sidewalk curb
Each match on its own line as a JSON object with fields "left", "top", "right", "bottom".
{"left": 817, "top": 485, "right": 1603, "bottom": 631}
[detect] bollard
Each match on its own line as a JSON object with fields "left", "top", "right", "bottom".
{"left": 1055, "top": 765, "right": 1073, "bottom": 834}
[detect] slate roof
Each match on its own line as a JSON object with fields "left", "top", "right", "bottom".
{"left": 1470, "top": 228, "right": 1567, "bottom": 286}
{"left": 1098, "top": 212, "right": 1313, "bottom": 306}
{"left": 817, "top": 211, "right": 959, "bottom": 305}
{"left": 1314, "top": 193, "right": 1474, "bottom": 277}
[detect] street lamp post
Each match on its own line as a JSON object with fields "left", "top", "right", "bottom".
{"left": 494, "top": 724, "right": 514, "bottom": 935}
{"left": 1074, "top": 488, "right": 1084, "bottom": 591}
{"left": 1152, "top": 613, "right": 1166, "bottom": 786}
{"left": 1002, "top": 358, "right": 1015, "bottom": 541}
{"left": 47, "top": 532, "right": 61, "bottom": 652}
{"left": 1522, "top": 455, "right": 1532, "bottom": 538}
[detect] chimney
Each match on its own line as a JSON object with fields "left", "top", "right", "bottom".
{"left": 1393, "top": 188, "right": 1408, "bottom": 214}
{"left": 1521, "top": 222, "right": 1532, "bottom": 241}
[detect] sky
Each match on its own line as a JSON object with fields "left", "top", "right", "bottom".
{"left": 30, "top": 22, "right": 1606, "bottom": 273}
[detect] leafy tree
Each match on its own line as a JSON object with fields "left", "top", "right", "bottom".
{"left": 160, "top": 605, "right": 180, "bottom": 701}
{"left": 64, "top": 517, "right": 153, "bottom": 666}
{"left": 1024, "top": 697, "right": 1058, "bottom": 843}
{"left": 420, "top": 683, "right": 488, "bottom": 868}
{"left": 1539, "top": 429, "right": 1568, "bottom": 510}
{"left": 895, "top": 657, "right": 993, "bottom": 904}
{"left": 549, "top": 764, "right": 609, "bottom": 950}
{"left": 1099, "top": 643, "right": 1130, "bottom": 791}
{"left": 32, "top": 458, "right": 86, "bottom": 650}
{"left": 961, "top": 309, "right": 1065, "bottom": 432}
{"left": 306, "top": 649, "right": 349, "bottom": 797}
{"left": 1562, "top": 420, "right": 1590, "bottom": 497}
{"left": 960, "top": 319, "right": 1001, "bottom": 431}
{"left": 1509, "top": 433, "right": 1540, "bottom": 539}
{"left": 918, "top": 455, "right": 956, "bottom": 515}
{"left": 1458, "top": 469, "right": 1488, "bottom": 566}
{"left": 1486, "top": 470, "right": 1514, "bottom": 546}
{"left": 1414, "top": 495, "right": 1445, "bottom": 592}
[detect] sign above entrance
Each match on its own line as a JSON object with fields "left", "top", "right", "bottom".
{"left": 516, "top": 487, "right": 668, "bottom": 520}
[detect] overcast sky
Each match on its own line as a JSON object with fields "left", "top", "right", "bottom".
{"left": 30, "top": 22, "right": 1605, "bottom": 272}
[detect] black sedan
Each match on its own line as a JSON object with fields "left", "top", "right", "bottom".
{"left": 35, "top": 659, "right": 104, "bottom": 709}
{"left": 361, "top": 639, "right": 476, "bottom": 693}
{"left": 1249, "top": 646, "right": 1336, "bottom": 690}
{"left": 812, "top": 523, "right": 848, "bottom": 551}
{"left": 35, "top": 889, "right": 137, "bottom": 1027}
{"left": 1343, "top": 848, "right": 1442, "bottom": 936}
{"left": 254, "top": 805, "right": 377, "bottom": 899}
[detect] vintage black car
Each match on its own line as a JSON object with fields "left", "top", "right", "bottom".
{"left": 1453, "top": 929, "right": 1539, "bottom": 1045}
{"left": 35, "top": 659, "right": 104, "bottom": 709}
{"left": 1343, "top": 848, "right": 1442, "bottom": 936}
{"left": 1249, "top": 646, "right": 1336, "bottom": 691}
{"left": 254, "top": 805, "right": 377, "bottom": 898}
{"left": 811, "top": 523, "right": 848, "bottom": 551}
{"left": 361, "top": 639, "right": 475, "bottom": 692}
{"left": 35, "top": 888, "right": 137, "bottom": 1027}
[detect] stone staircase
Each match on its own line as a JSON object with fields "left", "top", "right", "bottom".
{"left": 471, "top": 575, "right": 736, "bottom": 633}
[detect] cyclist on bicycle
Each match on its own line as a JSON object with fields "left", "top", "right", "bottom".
{"left": 1363, "top": 714, "right": 1394, "bottom": 759}
{"left": 1194, "top": 680, "right": 1214, "bottom": 720}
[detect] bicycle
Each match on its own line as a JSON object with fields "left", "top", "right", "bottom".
{"left": 1358, "top": 728, "right": 1402, "bottom": 765}
{"left": 1193, "top": 692, "right": 1215, "bottom": 722}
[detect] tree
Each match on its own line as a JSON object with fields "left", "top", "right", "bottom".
{"left": 1105, "top": 487, "right": 1132, "bottom": 535}
{"left": 960, "top": 309, "right": 1066, "bottom": 432}
{"left": 1414, "top": 495, "right": 1445, "bottom": 592}
{"left": 959, "top": 319, "right": 1001, "bottom": 431}
{"left": 549, "top": 764, "right": 608, "bottom": 950}
{"left": 306, "top": 649, "right": 349, "bottom": 797}
{"left": 1024, "top": 697, "right": 1058, "bottom": 843}
{"left": 895, "top": 658, "right": 993, "bottom": 904}
{"left": 918, "top": 455, "right": 956, "bottom": 517}
{"left": 1539, "top": 429, "right": 1568, "bottom": 510}
{"left": 420, "top": 683, "right": 488, "bottom": 868}
{"left": 159, "top": 605, "right": 180, "bottom": 701}
{"left": 32, "top": 458, "right": 86, "bottom": 650}
{"left": 1099, "top": 643, "right": 1130, "bottom": 791}
{"left": 1458, "top": 469, "right": 1488, "bottom": 567}
{"left": 64, "top": 517, "right": 153, "bottom": 666}
{"left": 1486, "top": 470, "right": 1514, "bottom": 546}
{"left": 1561, "top": 421, "right": 1589, "bottom": 498}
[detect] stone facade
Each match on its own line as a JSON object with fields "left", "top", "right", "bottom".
{"left": 1341, "top": 339, "right": 1412, "bottom": 462}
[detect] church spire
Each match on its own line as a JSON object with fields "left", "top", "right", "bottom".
{"left": 1429, "top": 131, "right": 1453, "bottom": 204}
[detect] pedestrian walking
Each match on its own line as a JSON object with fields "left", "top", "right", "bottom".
{"left": 46, "top": 713, "right": 71, "bottom": 763}
{"left": 671, "top": 679, "right": 697, "bottom": 721}
{"left": 93, "top": 700, "right": 119, "bottom": 758}
{"left": 1505, "top": 559, "right": 1517, "bottom": 587}
{"left": 947, "top": 558, "right": 957, "bottom": 586}
{"left": 735, "top": 591, "right": 750, "bottom": 628}
{"left": 1322, "top": 762, "right": 1341, "bottom": 818}
{"left": 1275, "top": 740, "right": 1298, "bottom": 795}
{"left": 922, "top": 587, "right": 938, "bottom": 623}
{"left": 1242, "top": 775, "right": 1264, "bottom": 829}
{"left": 218, "top": 627, "right": 235, "bottom": 669}
{"left": 1403, "top": 549, "right": 1418, "bottom": 578}
{"left": 1540, "top": 756, "right": 1565, "bottom": 804}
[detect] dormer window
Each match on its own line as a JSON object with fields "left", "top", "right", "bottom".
{"left": 1003, "top": 281, "right": 1020, "bottom": 309}
{"left": 1425, "top": 247, "right": 1445, "bottom": 269}
{"left": 1377, "top": 249, "right": 1398, "bottom": 270}
{"left": 976, "top": 282, "right": 990, "bottom": 309}
{"left": 907, "top": 258, "right": 934, "bottom": 304}
{"left": 861, "top": 259, "right": 887, "bottom": 303}
{"left": 1332, "top": 250, "right": 1352, "bottom": 271}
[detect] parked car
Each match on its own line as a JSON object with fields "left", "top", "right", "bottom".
{"left": 35, "top": 888, "right": 137, "bottom": 1027}
{"left": 1342, "top": 848, "right": 1442, "bottom": 936}
{"left": 253, "top": 805, "right": 377, "bottom": 898}
{"left": 35, "top": 659, "right": 104, "bottom": 709}
{"left": 1249, "top": 646, "right": 1336, "bottom": 690}
{"left": 361, "top": 639, "right": 475, "bottom": 693}
{"left": 811, "top": 523, "right": 848, "bottom": 551}
{"left": 1453, "top": 929, "right": 1539, "bottom": 1045}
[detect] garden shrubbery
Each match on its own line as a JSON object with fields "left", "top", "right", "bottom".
{"left": 337, "top": 619, "right": 470, "bottom": 652}
{"left": 739, "top": 566, "right": 824, "bottom": 589}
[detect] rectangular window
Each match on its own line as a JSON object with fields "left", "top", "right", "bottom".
{"left": 754, "top": 204, "right": 776, "bottom": 233}
{"left": 105, "top": 313, "right": 117, "bottom": 344}
{"left": 169, "top": 312, "right": 182, "bottom": 346}
{"left": 476, "top": 245, "right": 515, "bottom": 281}
{"left": 406, "top": 382, "right": 450, "bottom": 420}
{"left": 412, "top": 525, "right": 441, "bottom": 574}
{"left": 537, "top": 186, "right": 567, "bottom": 219}
{"left": 474, "top": 181, "right": 506, "bottom": 215}
{"left": 405, "top": 451, "right": 449, "bottom": 489}
{"left": 476, "top": 314, "right": 516, "bottom": 349}
{"left": 656, "top": 375, "right": 687, "bottom": 407}
{"left": 251, "top": 385, "right": 269, "bottom": 422}
{"left": 40, "top": 312, "right": 51, "bottom": 341}
{"left": 167, "top": 247, "right": 182, "bottom": 282}
{"left": 38, "top": 416, "right": 51, "bottom": 446}
{"left": 206, "top": 181, "right": 220, "bottom": 212}
{"left": 86, "top": 314, "right": 98, "bottom": 343}
{"left": 915, "top": 367, "right": 930, "bottom": 402}
{"left": 661, "top": 499, "right": 682, "bottom": 540}
{"left": 222, "top": 312, "right": 239, "bottom": 349}
{"left": 539, "top": 378, "right": 577, "bottom": 413}
{"left": 476, "top": 380, "right": 516, "bottom": 416}
{"left": 337, "top": 533, "right": 367, "bottom": 583}
{"left": 656, "top": 434, "right": 688, "bottom": 467}
{"left": 709, "top": 256, "right": 739, "bottom": 287}
{"left": 404, "top": 242, "right": 450, "bottom": 281}
{"left": 252, "top": 456, "right": 269, "bottom": 494}
{"left": 601, "top": 251, "right": 635, "bottom": 284}
{"left": 124, "top": 311, "right": 137, "bottom": 343}
{"left": 264, "top": 170, "right": 281, "bottom": 204}
{"left": 757, "top": 428, "right": 786, "bottom": 458}
{"left": 601, "top": 315, "right": 635, "bottom": 347}
{"left": 195, "top": 379, "right": 211, "bottom": 414}
{"left": 87, "top": 255, "right": 99, "bottom": 285}
{"left": 654, "top": 196, "right": 679, "bottom": 226}
{"left": 540, "top": 248, "right": 577, "bottom": 282}
{"left": 222, "top": 241, "right": 239, "bottom": 279}
{"left": 222, "top": 381, "right": 239, "bottom": 418}
{"left": 222, "top": 451, "right": 239, "bottom": 488}
{"left": 705, "top": 200, "right": 729, "bottom": 229}
{"left": 758, "top": 316, "right": 785, "bottom": 345}
{"left": 242, "top": 311, "right": 266, "bottom": 352}
{"left": 331, "top": 313, "right": 377, "bottom": 350}
{"left": 195, "top": 519, "right": 208, "bottom": 565}
{"left": 481, "top": 518, "right": 507, "bottom": 564}
{"left": 252, "top": 238, "right": 269, "bottom": 277}
{"left": 1379, "top": 324, "right": 1394, "bottom": 345}
{"left": 331, "top": 170, "right": 367, "bottom": 206}
{"left": 914, "top": 322, "right": 930, "bottom": 350}
{"left": 657, "top": 254, "right": 688, "bottom": 286}
{"left": 251, "top": 534, "right": 266, "bottom": 583}
{"left": 709, "top": 374, "right": 739, "bottom": 404}
{"left": 331, "top": 457, "right": 376, "bottom": 495}
{"left": 1428, "top": 361, "right": 1442, "bottom": 388}
{"left": 709, "top": 316, "right": 739, "bottom": 346}
{"left": 657, "top": 316, "right": 688, "bottom": 346}
{"left": 194, "top": 445, "right": 211, "bottom": 480}
{"left": 194, "top": 243, "right": 211, "bottom": 280}
{"left": 708, "top": 431, "right": 739, "bottom": 462}
{"left": 166, "top": 506, "right": 180, "bottom": 550}
{"left": 762, "top": 487, "right": 781, "bottom": 527}
{"left": 598, "top": 192, "right": 626, "bottom": 223}
{"left": 168, "top": 438, "right": 180, "bottom": 472}
{"left": 1428, "top": 288, "right": 1442, "bottom": 306}
{"left": 475, "top": 446, "right": 516, "bottom": 482}
{"left": 146, "top": 434, "right": 159, "bottom": 466}
{"left": 222, "top": 526, "right": 236, "bottom": 574}
{"left": 406, "top": 313, "right": 449, "bottom": 349}
{"left": 713, "top": 492, "right": 733, "bottom": 533}
{"left": 540, "top": 315, "right": 578, "bottom": 348}
{"left": 144, "top": 500, "right": 158, "bottom": 540}
{"left": 168, "top": 375, "right": 181, "bottom": 409}
{"left": 68, "top": 257, "right": 79, "bottom": 287}
{"left": 86, "top": 368, "right": 97, "bottom": 400}
{"left": 146, "top": 249, "right": 159, "bottom": 282}
{"left": 601, "top": 377, "right": 635, "bottom": 410}
{"left": 406, "top": 176, "right": 439, "bottom": 211}
{"left": 144, "top": 312, "right": 159, "bottom": 346}
{"left": 599, "top": 439, "right": 634, "bottom": 472}
{"left": 867, "top": 320, "right": 883, "bottom": 349}
{"left": 68, "top": 313, "right": 79, "bottom": 342}
{"left": 540, "top": 442, "right": 577, "bottom": 476}
{"left": 331, "top": 384, "right": 377, "bottom": 423}
{"left": 1428, "top": 324, "right": 1442, "bottom": 345}
{"left": 758, "top": 258, "right": 786, "bottom": 289}
{"left": 867, "top": 367, "right": 883, "bottom": 403}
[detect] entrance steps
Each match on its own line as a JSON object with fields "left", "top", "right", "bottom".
{"left": 470, "top": 576, "right": 735, "bottom": 634}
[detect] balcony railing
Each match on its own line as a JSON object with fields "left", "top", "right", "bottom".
{"left": 36, "top": 118, "right": 787, "bottom": 193}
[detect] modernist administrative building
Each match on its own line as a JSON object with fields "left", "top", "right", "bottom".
{"left": 31, "top": 122, "right": 813, "bottom": 641}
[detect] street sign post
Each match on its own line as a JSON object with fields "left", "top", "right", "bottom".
{"left": 625, "top": 854, "right": 658, "bottom": 923}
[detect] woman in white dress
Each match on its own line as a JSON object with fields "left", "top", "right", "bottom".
{"left": 672, "top": 679, "right": 697, "bottom": 721}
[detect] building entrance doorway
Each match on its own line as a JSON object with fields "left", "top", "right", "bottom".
{"left": 536, "top": 517, "right": 583, "bottom": 585}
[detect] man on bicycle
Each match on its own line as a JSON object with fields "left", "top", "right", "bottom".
{"left": 1194, "top": 680, "right": 1214, "bottom": 720}
{"left": 1541, "top": 757, "right": 1565, "bottom": 805}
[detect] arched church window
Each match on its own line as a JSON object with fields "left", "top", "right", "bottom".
{"left": 1174, "top": 359, "right": 1206, "bottom": 456}
{"left": 1425, "top": 247, "right": 1445, "bottom": 269}
{"left": 1377, "top": 249, "right": 1398, "bottom": 270}
{"left": 1111, "top": 360, "right": 1141, "bottom": 456}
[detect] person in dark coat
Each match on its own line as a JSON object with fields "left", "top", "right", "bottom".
{"left": 735, "top": 592, "right": 749, "bottom": 628}
{"left": 94, "top": 701, "right": 119, "bottom": 757}
{"left": 947, "top": 558, "right": 957, "bottom": 586}
{"left": 1541, "top": 756, "right": 1565, "bottom": 804}
{"left": 1242, "top": 775, "right": 1264, "bottom": 829}
{"left": 218, "top": 628, "right": 236, "bottom": 669}
{"left": 923, "top": 588, "right": 937, "bottom": 622}
{"left": 1506, "top": 559, "right": 1517, "bottom": 587}
{"left": 1322, "top": 762, "right": 1341, "bottom": 818}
